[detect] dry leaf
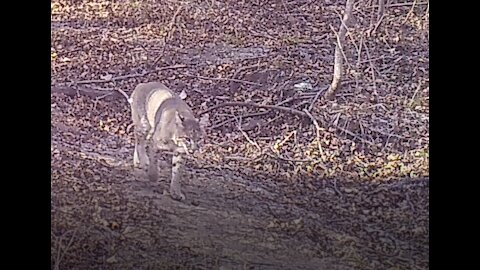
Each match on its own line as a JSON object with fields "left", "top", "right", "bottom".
{"left": 106, "top": 255, "right": 117, "bottom": 263}
{"left": 199, "top": 113, "right": 210, "bottom": 130}
{"left": 101, "top": 74, "right": 113, "bottom": 80}
{"left": 179, "top": 90, "right": 187, "bottom": 100}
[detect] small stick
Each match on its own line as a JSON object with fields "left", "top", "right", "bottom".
{"left": 73, "top": 64, "right": 188, "bottom": 85}
{"left": 209, "top": 111, "right": 268, "bottom": 130}
{"left": 363, "top": 39, "right": 378, "bottom": 94}
{"left": 333, "top": 179, "right": 343, "bottom": 198}
{"left": 307, "top": 85, "right": 329, "bottom": 112}
{"left": 85, "top": 86, "right": 131, "bottom": 103}
{"left": 371, "top": 0, "right": 385, "bottom": 33}
{"left": 303, "top": 109, "right": 325, "bottom": 159}
{"left": 265, "top": 149, "right": 312, "bottom": 163}
{"left": 231, "top": 62, "right": 267, "bottom": 80}
{"left": 409, "top": 81, "right": 423, "bottom": 107}
{"left": 336, "top": 125, "right": 375, "bottom": 146}
{"left": 232, "top": 114, "right": 261, "bottom": 151}
{"left": 184, "top": 73, "right": 262, "bottom": 86}
{"left": 154, "top": 4, "right": 184, "bottom": 66}
{"left": 402, "top": 0, "right": 418, "bottom": 24}
{"left": 199, "top": 101, "right": 308, "bottom": 118}
{"left": 370, "top": 1, "right": 428, "bottom": 8}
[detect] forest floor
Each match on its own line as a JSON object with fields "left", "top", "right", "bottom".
{"left": 51, "top": 1, "right": 429, "bottom": 269}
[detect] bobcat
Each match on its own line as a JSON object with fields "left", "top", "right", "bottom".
{"left": 130, "top": 82, "right": 202, "bottom": 201}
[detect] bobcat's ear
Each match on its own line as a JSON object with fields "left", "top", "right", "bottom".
{"left": 175, "top": 111, "right": 185, "bottom": 123}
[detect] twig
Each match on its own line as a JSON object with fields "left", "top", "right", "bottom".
{"left": 303, "top": 109, "right": 325, "bottom": 159}
{"left": 126, "top": 123, "right": 134, "bottom": 134}
{"left": 265, "top": 149, "right": 312, "bottom": 163}
{"left": 371, "top": 0, "right": 385, "bottom": 33}
{"left": 372, "top": 13, "right": 385, "bottom": 34}
{"left": 86, "top": 85, "right": 131, "bottom": 103}
{"left": 167, "top": 4, "right": 184, "bottom": 41}
{"left": 53, "top": 229, "right": 78, "bottom": 270}
{"left": 94, "top": 92, "right": 113, "bottom": 101}
{"left": 369, "top": 1, "right": 428, "bottom": 8}
{"left": 409, "top": 82, "right": 423, "bottom": 107}
{"left": 281, "top": 0, "right": 291, "bottom": 15}
{"left": 368, "top": 127, "right": 409, "bottom": 140}
{"left": 356, "top": 33, "right": 364, "bottom": 67}
{"left": 405, "top": 192, "right": 416, "bottom": 213}
{"left": 184, "top": 73, "right": 262, "bottom": 86}
{"left": 336, "top": 125, "right": 375, "bottom": 146}
{"left": 362, "top": 39, "right": 378, "bottom": 96}
{"left": 209, "top": 111, "right": 269, "bottom": 130}
{"left": 307, "top": 85, "right": 329, "bottom": 111}
{"left": 403, "top": 0, "right": 417, "bottom": 24}
{"left": 199, "top": 101, "right": 308, "bottom": 118}
{"left": 231, "top": 62, "right": 267, "bottom": 80}
{"left": 332, "top": 179, "right": 343, "bottom": 198}
{"left": 117, "top": 88, "right": 132, "bottom": 103}
{"left": 203, "top": 100, "right": 375, "bottom": 147}
{"left": 324, "top": 0, "right": 355, "bottom": 99}
{"left": 72, "top": 64, "right": 188, "bottom": 85}
{"left": 154, "top": 4, "right": 184, "bottom": 66}
{"left": 232, "top": 114, "right": 261, "bottom": 151}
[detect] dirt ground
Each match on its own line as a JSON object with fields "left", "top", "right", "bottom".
{"left": 51, "top": 1, "right": 429, "bottom": 269}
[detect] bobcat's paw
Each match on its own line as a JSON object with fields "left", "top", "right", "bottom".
{"left": 169, "top": 186, "right": 186, "bottom": 201}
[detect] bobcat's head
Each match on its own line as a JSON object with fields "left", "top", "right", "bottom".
{"left": 174, "top": 111, "right": 202, "bottom": 154}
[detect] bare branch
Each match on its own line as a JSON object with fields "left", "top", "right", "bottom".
{"left": 202, "top": 100, "right": 375, "bottom": 146}
{"left": 72, "top": 64, "right": 188, "bottom": 85}
{"left": 303, "top": 109, "right": 325, "bottom": 160}
{"left": 403, "top": 0, "right": 418, "bottom": 24}
{"left": 184, "top": 73, "right": 263, "bottom": 86}
{"left": 154, "top": 4, "right": 184, "bottom": 66}
{"left": 199, "top": 101, "right": 308, "bottom": 118}
{"left": 324, "top": 0, "right": 355, "bottom": 99}
{"left": 232, "top": 114, "right": 261, "bottom": 151}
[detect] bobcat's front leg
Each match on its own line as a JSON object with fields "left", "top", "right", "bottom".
{"left": 147, "top": 142, "right": 159, "bottom": 181}
{"left": 133, "top": 129, "right": 149, "bottom": 170}
{"left": 170, "top": 150, "right": 185, "bottom": 201}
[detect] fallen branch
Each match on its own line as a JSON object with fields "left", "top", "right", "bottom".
{"left": 209, "top": 95, "right": 313, "bottom": 130}
{"left": 362, "top": 39, "right": 379, "bottom": 96}
{"left": 303, "top": 109, "right": 325, "bottom": 159}
{"left": 233, "top": 116, "right": 261, "bottom": 151}
{"left": 184, "top": 73, "right": 262, "bottom": 86}
{"left": 72, "top": 64, "right": 188, "bottom": 85}
{"left": 307, "top": 85, "right": 329, "bottom": 111}
{"left": 154, "top": 4, "right": 184, "bottom": 66}
{"left": 199, "top": 101, "right": 308, "bottom": 118}
{"left": 53, "top": 229, "right": 78, "bottom": 270}
{"left": 265, "top": 151, "right": 313, "bottom": 163}
{"left": 203, "top": 100, "right": 375, "bottom": 146}
{"left": 231, "top": 62, "right": 267, "bottom": 80}
{"left": 88, "top": 85, "right": 131, "bottom": 103}
{"left": 209, "top": 111, "right": 268, "bottom": 130}
{"left": 370, "top": 1, "right": 428, "bottom": 8}
{"left": 336, "top": 125, "right": 374, "bottom": 146}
